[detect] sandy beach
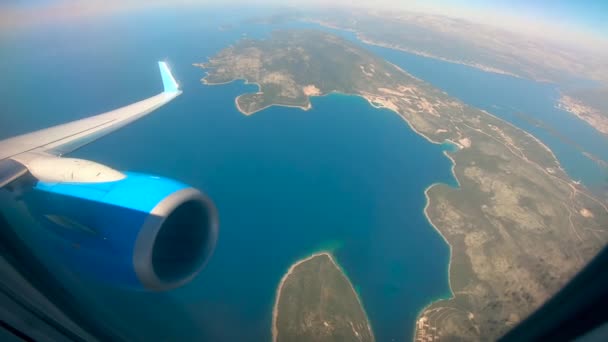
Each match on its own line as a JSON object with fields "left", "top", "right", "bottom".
{"left": 234, "top": 95, "right": 312, "bottom": 116}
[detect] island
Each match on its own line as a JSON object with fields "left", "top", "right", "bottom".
{"left": 272, "top": 252, "right": 374, "bottom": 342}
{"left": 557, "top": 89, "right": 608, "bottom": 136}
{"left": 195, "top": 30, "right": 608, "bottom": 340}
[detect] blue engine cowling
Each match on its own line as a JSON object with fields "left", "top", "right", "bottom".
{"left": 22, "top": 172, "right": 218, "bottom": 291}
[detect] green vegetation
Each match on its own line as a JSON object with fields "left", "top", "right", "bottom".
{"left": 196, "top": 30, "right": 608, "bottom": 340}
{"left": 273, "top": 253, "right": 374, "bottom": 342}
{"left": 195, "top": 30, "right": 405, "bottom": 114}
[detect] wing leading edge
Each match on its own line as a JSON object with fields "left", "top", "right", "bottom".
{"left": 0, "top": 62, "right": 182, "bottom": 162}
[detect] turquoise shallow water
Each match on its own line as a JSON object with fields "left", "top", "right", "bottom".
{"left": 1, "top": 8, "right": 605, "bottom": 342}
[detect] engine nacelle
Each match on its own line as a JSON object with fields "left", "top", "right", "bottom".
{"left": 22, "top": 171, "right": 218, "bottom": 291}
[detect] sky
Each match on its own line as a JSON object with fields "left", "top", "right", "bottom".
{"left": 1, "top": 0, "right": 607, "bottom": 47}
{"left": 447, "top": 0, "right": 608, "bottom": 37}
{"left": 400, "top": 0, "right": 608, "bottom": 48}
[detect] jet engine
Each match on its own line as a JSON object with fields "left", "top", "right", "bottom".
{"left": 20, "top": 160, "right": 218, "bottom": 291}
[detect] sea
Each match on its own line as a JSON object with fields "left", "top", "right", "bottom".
{"left": 1, "top": 6, "right": 606, "bottom": 342}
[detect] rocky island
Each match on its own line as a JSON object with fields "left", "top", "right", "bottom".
{"left": 557, "top": 92, "right": 608, "bottom": 136}
{"left": 195, "top": 30, "right": 608, "bottom": 340}
{"left": 272, "top": 252, "right": 374, "bottom": 342}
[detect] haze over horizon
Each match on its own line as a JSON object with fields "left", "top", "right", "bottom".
{"left": 1, "top": 0, "right": 607, "bottom": 50}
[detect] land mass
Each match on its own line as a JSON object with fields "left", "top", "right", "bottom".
{"left": 557, "top": 88, "right": 608, "bottom": 136}
{"left": 196, "top": 30, "right": 608, "bottom": 340}
{"left": 302, "top": 10, "right": 608, "bottom": 85}
{"left": 303, "top": 9, "right": 608, "bottom": 135}
{"left": 272, "top": 252, "right": 374, "bottom": 342}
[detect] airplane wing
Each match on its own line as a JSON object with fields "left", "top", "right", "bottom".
{"left": 0, "top": 62, "right": 181, "bottom": 187}
{"left": 0, "top": 61, "right": 218, "bottom": 293}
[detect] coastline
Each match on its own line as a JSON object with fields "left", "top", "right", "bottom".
{"left": 200, "top": 68, "right": 463, "bottom": 338}
{"left": 271, "top": 252, "right": 373, "bottom": 342}
{"left": 555, "top": 94, "right": 608, "bottom": 136}
{"left": 477, "top": 109, "right": 562, "bottom": 168}
{"left": 271, "top": 252, "right": 327, "bottom": 342}
{"left": 307, "top": 20, "right": 523, "bottom": 80}
{"left": 413, "top": 183, "right": 456, "bottom": 338}
{"left": 360, "top": 36, "right": 521, "bottom": 79}
{"left": 327, "top": 22, "right": 596, "bottom": 186}
{"left": 234, "top": 94, "right": 312, "bottom": 116}
{"left": 197, "top": 61, "right": 462, "bottom": 152}
{"left": 196, "top": 41, "right": 607, "bottom": 339}
{"left": 195, "top": 66, "right": 314, "bottom": 116}
{"left": 199, "top": 66, "right": 467, "bottom": 340}
{"left": 207, "top": 74, "right": 462, "bottom": 309}
{"left": 362, "top": 95, "right": 444, "bottom": 147}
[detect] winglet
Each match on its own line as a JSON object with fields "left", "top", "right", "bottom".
{"left": 158, "top": 61, "right": 179, "bottom": 93}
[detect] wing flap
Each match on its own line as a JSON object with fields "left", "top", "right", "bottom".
{"left": 0, "top": 159, "right": 28, "bottom": 187}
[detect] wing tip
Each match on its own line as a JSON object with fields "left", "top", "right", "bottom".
{"left": 158, "top": 61, "right": 180, "bottom": 93}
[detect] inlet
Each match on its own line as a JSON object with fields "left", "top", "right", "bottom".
{"left": 151, "top": 197, "right": 218, "bottom": 285}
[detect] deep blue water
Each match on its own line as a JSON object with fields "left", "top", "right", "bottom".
{"left": 1, "top": 8, "right": 454, "bottom": 342}
{"left": 2, "top": 7, "right": 606, "bottom": 342}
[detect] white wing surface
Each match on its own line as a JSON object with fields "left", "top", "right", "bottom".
{"left": 0, "top": 61, "right": 181, "bottom": 160}
{"left": 0, "top": 62, "right": 181, "bottom": 186}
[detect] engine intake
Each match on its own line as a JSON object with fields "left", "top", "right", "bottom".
{"left": 134, "top": 187, "right": 218, "bottom": 290}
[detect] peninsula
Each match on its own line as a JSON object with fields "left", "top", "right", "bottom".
{"left": 557, "top": 89, "right": 608, "bottom": 136}
{"left": 272, "top": 252, "right": 374, "bottom": 342}
{"left": 196, "top": 30, "right": 608, "bottom": 340}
